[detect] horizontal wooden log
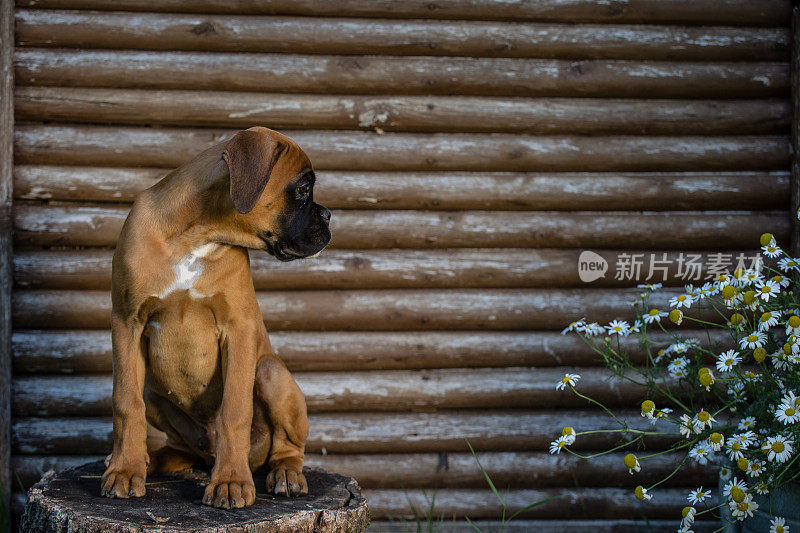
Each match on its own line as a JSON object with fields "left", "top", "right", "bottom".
{"left": 14, "top": 125, "right": 790, "bottom": 171}
{"left": 9, "top": 287, "right": 710, "bottom": 330}
{"left": 11, "top": 410, "right": 677, "bottom": 454}
{"left": 10, "top": 368, "right": 652, "bottom": 416}
{"left": 13, "top": 166, "right": 791, "bottom": 210}
{"left": 364, "top": 487, "right": 710, "bottom": 519}
{"left": 11, "top": 329, "right": 728, "bottom": 374}
{"left": 15, "top": 11, "right": 790, "bottom": 61}
{"left": 12, "top": 0, "right": 791, "bottom": 26}
{"left": 10, "top": 451, "right": 713, "bottom": 490}
{"left": 12, "top": 249, "right": 771, "bottom": 291}
{"left": 368, "top": 521, "right": 718, "bottom": 533}
{"left": 12, "top": 205, "right": 790, "bottom": 249}
{"left": 15, "top": 50, "right": 789, "bottom": 97}
{"left": 15, "top": 88, "right": 793, "bottom": 134}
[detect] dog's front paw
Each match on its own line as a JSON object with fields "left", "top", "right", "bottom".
{"left": 203, "top": 468, "right": 256, "bottom": 509}
{"left": 100, "top": 454, "right": 147, "bottom": 498}
{"left": 267, "top": 459, "right": 308, "bottom": 497}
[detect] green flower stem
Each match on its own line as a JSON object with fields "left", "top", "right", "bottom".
{"left": 568, "top": 385, "right": 628, "bottom": 428}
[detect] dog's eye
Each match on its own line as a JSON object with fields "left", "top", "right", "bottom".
{"left": 295, "top": 182, "right": 311, "bottom": 201}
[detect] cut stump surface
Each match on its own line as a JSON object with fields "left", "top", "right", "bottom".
{"left": 21, "top": 460, "right": 369, "bottom": 532}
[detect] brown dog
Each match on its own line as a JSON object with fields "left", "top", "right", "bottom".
{"left": 100, "top": 127, "right": 331, "bottom": 509}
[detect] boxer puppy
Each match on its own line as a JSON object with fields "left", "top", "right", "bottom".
{"left": 100, "top": 127, "right": 331, "bottom": 509}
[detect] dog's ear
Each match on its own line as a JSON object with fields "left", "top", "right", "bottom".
{"left": 222, "top": 130, "right": 286, "bottom": 214}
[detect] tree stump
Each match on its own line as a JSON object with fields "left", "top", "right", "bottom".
{"left": 20, "top": 461, "right": 369, "bottom": 532}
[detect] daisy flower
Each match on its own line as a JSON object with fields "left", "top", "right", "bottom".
{"left": 780, "top": 391, "right": 800, "bottom": 409}
{"left": 709, "top": 432, "right": 724, "bottom": 451}
{"left": 581, "top": 322, "right": 605, "bottom": 336}
{"left": 733, "top": 431, "right": 756, "bottom": 447}
{"left": 762, "top": 242, "right": 782, "bottom": 258}
{"left": 549, "top": 435, "right": 571, "bottom": 454}
{"left": 697, "top": 282, "right": 719, "bottom": 298}
{"left": 739, "top": 331, "right": 766, "bottom": 350}
{"left": 726, "top": 439, "right": 746, "bottom": 461}
{"left": 669, "top": 357, "right": 690, "bottom": 378}
{"left": 669, "top": 293, "right": 694, "bottom": 309}
{"left": 687, "top": 487, "right": 710, "bottom": 505}
{"left": 650, "top": 407, "right": 672, "bottom": 425}
{"left": 723, "top": 477, "right": 748, "bottom": 499}
{"left": 555, "top": 373, "right": 580, "bottom": 391}
{"left": 623, "top": 453, "right": 640, "bottom": 474}
{"left": 756, "top": 279, "right": 781, "bottom": 301}
{"left": 640, "top": 400, "right": 655, "bottom": 419}
{"left": 679, "top": 414, "right": 696, "bottom": 438}
{"left": 694, "top": 410, "right": 715, "bottom": 430}
{"left": 719, "top": 465, "right": 732, "bottom": 481}
{"left": 754, "top": 482, "right": 770, "bottom": 496}
{"left": 759, "top": 310, "right": 781, "bottom": 331}
{"left": 634, "top": 485, "right": 652, "bottom": 501}
{"left": 689, "top": 442, "right": 711, "bottom": 465}
{"left": 745, "top": 459, "right": 763, "bottom": 477}
{"left": 642, "top": 308, "right": 667, "bottom": 324}
{"left": 561, "top": 426, "right": 576, "bottom": 445}
{"left": 561, "top": 318, "right": 585, "bottom": 335}
{"left": 778, "top": 257, "right": 799, "bottom": 272}
{"left": 737, "top": 416, "right": 756, "bottom": 429}
{"left": 786, "top": 315, "right": 800, "bottom": 336}
{"left": 681, "top": 506, "right": 696, "bottom": 529}
{"left": 730, "top": 494, "right": 759, "bottom": 520}
{"left": 770, "top": 517, "right": 788, "bottom": 533}
{"left": 771, "top": 274, "right": 791, "bottom": 289}
{"left": 606, "top": 320, "right": 630, "bottom": 336}
{"left": 775, "top": 400, "right": 800, "bottom": 425}
{"left": 762, "top": 435, "right": 794, "bottom": 463}
{"left": 716, "top": 350, "right": 741, "bottom": 373}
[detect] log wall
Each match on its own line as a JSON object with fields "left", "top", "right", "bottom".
{"left": 8, "top": 1, "right": 792, "bottom": 530}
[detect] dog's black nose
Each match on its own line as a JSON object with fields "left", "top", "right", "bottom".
{"left": 319, "top": 206, "right": 331, "bottom": 223}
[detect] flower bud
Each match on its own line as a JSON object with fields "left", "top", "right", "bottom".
{"left": 730, "top": 313, "right": 744, "bottom": 326}
{"left": 624, "top": 453, "right": 638, "bottom": 469}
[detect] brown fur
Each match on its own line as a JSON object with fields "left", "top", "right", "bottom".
{"left": 101, "top": 127, "right": 325, "bottom": 508}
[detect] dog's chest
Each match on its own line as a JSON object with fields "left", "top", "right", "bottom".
{"left": 157, "top": 242, "right": 221, "bottom": 299}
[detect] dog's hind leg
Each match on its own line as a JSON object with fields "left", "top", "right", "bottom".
{"left": 252, "top": 352, "right": 309, "bottom": 497}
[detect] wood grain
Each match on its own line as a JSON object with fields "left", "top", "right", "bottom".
{"left": 15, "top": 88, "right": 793, "bottom": 134}
{"left": 15, "top": 11, "right": 790, "bottom": 61}
{"left": 13, "top": 166, "right": 791, "bottom": 210}
{"left": 11, "top": 328, "right": 729, "bottom": 374}
{"left": 13, "top": 0, "right": 792, "bottom": 26}
{"left": 15, "top": 49, "right": 790, "bottom": 97}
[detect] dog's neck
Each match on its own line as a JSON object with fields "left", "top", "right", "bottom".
{"left": 145, "top": 145, "right": 265, "bottom": 254}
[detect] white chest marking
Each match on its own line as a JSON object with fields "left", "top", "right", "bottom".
{"left": 158, "top": 243, "right": 218, "bottom": 299}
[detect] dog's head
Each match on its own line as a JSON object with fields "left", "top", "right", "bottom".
{"left": 215, "top": 127, "right": 331, "bottom": 262}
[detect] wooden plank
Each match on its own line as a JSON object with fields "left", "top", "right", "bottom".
{"left": 15, "top": 88, "right": 793, "bottom": 134}
{"left": 11, "top": 451, "right": 713, "bottom": 489}
{"left": 366, "top": 521, "right": 718, "bottom": 533}
{"left": 11, "top": 368, "right": 655, "bottom": 416}
{"left": 15, "top": 11, "right": 790, "bottom": 61}
{"left": 12, "top": 0, "right": 792, "bottom": 26}
{"left": 11, "top": 410, "right": 678, "bottom": 454}
{"left": 13, "top": 166, "right": 791, "bottom": 210}
{"left": 11, "top": 329, "right": 729, "bottom": 374}
{"left": 8, "top": 287, "right": 716, "bottom": 330}
{"left": 0, "top": 0, "right": 12, "bottom": 517}
{"left": 11, "top": 249, "right": 769, "bottom": 291}
{"left": 792, "top": 5, "right": 800, "bottom": 257}
{"left": 14, "top": 49, "right": 790, "bottom": 98}
{"left": 13, "top": 126, "right": 790, "bottom": 171}
{"left": 12, "top": 204, "right": 790, "bottom": 249}
{"left": 363, "top": 487, "right": 706, "bottom": 519}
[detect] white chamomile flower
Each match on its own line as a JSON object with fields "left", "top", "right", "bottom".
{"left": 778, "top": 257, "right": 799, "bottom": 273}
{"left": 726, "top": 439, "right": 746, "bottom": 460}
{"left": 650, "top": 407, "right": 672, "bottom": 425}
{"left": 780, "top": 391, "right": 800, "bottom": 409}
{"left": 669, "top": 357, "right": 690, "bottom": 378}
{"left": 756, "top": 279, "right": 781, "bottom": 301}
{"left": 623, "top": 453, "right": 640, "bottom": 474}
{"left": 738, "top": 416, "right": 756, "bottom": 430}
{"left": 689, "top": 442, "right": 712, "bottom": 464}
{"left": 630, "top": 319, "right": 642, "bottom": 333}
{"left": 581, "top": 322, "right": 605, "bottom": 336}
{"left": 771, "top": 274, "right": 791, "bottom": 289}
{"left": 669, "top": 341, "right": 692, "bottom": 355}
{"left": 770, "top": 516, "right": 788, "bottom": 533}
{"left": 762, "top": 435, "right": 794, "bottom": 463}
{"left": 734, "top": 431, "right": 756, "bottom": 447}
{"left": 697, "top": 282, "right": 719, "bottom": 298}
{"left": 556, "top": 373, "right": 580, "bottom": 391}
{"left": 687, "top": 486, "right": 710, "bottom": 505}
{"left": 640, "top": 400, "right": 655, "bottom": 419}
{"left": 719, "top": 465, "right": 732, "bottom": 481}
{"left": 709, "top": 432, "right": 724, "bottom": 451}
{"left": 642, "top": 308, "right": 667, "bottom": 324}
{"left": 754, "top": 482, "right": 770, "bottom": 496}
{"left": 637, "top": 283, "right": 662, "bottom": 291}
{"left": 786, "top": 315, "right": 800, "bottom": 336}
{"left": 727, "top": 381, "right": 745, "bottom": 400}
{"left": 716, "top": 350, "right": 741, "bottom": 373}
{"left": 762, "top": 242, "right": 782, "bottom": 258}
{"left": 694, "top": 410, "right": 715, "bottom": 430}
{"left": 606, "top": 320, "right": 631, "bottom": 336}
{"left": 679, "top": 414, "right": 696, "bottom": 439}
{"left": 670, "top": 293, "right": 694, "bottom": 309}
{"left": 730, "top": 494, "right": 759, "bottom": 520}
{"left": 745, "top": 459, "right": 764, "bottom": 477}
{"left": 561, "top": 426, "right": 576, "bottom": 445}
{"left": 634, "top": 485, "right": 652, "bottom": 501}
{"left": 681, "top": 505, "right": 696, "bottom": 529}
{"left": 561, "top": 318, "right": 586, "bottom": 335}
{"left": 759, "top": 310, "right": 781, "bottom": 331}
{"left": 740, "top": 331, "right": 767, "bottom": 350}
{"left": 775, "top": 400, "right": 800, "bottom": 424}
{"left": 723, "top": 477, "right": 748, "bottom": 498}
{"left": 549, "top": 435, "right": 571, "bottom": 454}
